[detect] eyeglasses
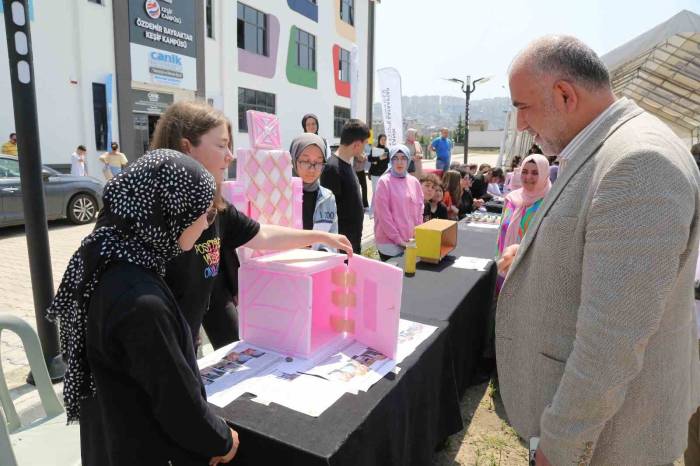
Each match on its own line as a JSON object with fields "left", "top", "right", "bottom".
{"left": 297, "top": 160, "right": 326, "bottom": 171}
{"left": 206, "top": 207, "right": 218, "bottom": 226}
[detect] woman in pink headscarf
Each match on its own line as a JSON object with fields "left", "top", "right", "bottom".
{"left": 496, "top": 153, "right": 551, "bottom": 289}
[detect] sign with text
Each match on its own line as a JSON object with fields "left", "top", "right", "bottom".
{"left": 128, "top": 0, "right": 197, "bottom": 90}
{"left": 132, "top": 89, "right": 174, "bottom": 114}
{"left": 377, "top": 67, "right": 404, "bottom": 146}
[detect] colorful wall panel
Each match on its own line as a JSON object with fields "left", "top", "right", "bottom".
{"left": 332, "top": 45, "right": 350, "bottom": 98}
{"left": 334, "top": 0, "right": 356, "bottom": 42}
{"left": 287, "top": 0, "right": 318, "bottom": 22}
{"left": 286, "top": 26, "right": 318, "bottom": 89}
{"left": 238, "top": 13, "right": 280, "bottom": 78}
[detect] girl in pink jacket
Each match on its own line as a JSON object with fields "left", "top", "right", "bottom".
{"left": 373, "top": 145, "right": 424, "bottom": 261}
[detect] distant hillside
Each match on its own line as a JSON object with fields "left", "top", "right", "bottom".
{"left": 373, "top": 96, "right": 511, "bottom": 130}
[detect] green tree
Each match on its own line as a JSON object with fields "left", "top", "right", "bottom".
{"left": 455, "top": 114, "right": 464, "bottom": 144}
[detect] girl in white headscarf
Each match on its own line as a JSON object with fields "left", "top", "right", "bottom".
{"left": 373, "top": 145, "right": 424, "bottom": 261}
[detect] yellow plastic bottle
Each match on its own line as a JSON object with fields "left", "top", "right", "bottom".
{"left": 404, "top": 239, "right": 417, "bottom": 277}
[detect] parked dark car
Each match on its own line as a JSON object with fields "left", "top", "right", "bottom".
{"left": 0, "top": 155, "right": 104, "bottom": 227}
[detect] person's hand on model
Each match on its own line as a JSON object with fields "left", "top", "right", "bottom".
{"left": 245, "top": 225, "right": 353, "bottom": 257}
{"left": 497, "top": 244, "right": 519, "bottom": 276}
{"left": 474, "top": 199, "right": 485, "bottom": 209}
{"left": 209, "top": 428, "right": 239, "bottom": 465}
{"left": 321, "top": 232, "right": 353, "bottom": 256}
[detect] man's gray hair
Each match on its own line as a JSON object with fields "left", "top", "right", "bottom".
{"left": 516, "top": 35, "right": 611, "bottom": 91}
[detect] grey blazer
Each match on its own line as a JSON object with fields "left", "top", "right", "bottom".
{"left": 496, "top": 99, "right": 700, "bottom": 465}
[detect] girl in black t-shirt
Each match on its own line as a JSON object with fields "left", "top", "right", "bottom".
{"left": 420, "top": 172, "right": 448, "bottom": 222}
{"left": 149, "top": 101, "right": 352, "bottom": 350}
{"left": 425, "top": 183, "right": 449, "bottom": 222}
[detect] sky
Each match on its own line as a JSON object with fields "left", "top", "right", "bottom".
{"left": 373, "top": 0, "right": 700, "bottom": 101}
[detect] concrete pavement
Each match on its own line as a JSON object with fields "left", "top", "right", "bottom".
{"left": 0, "top": 221, "right": 94, "bottom": 390}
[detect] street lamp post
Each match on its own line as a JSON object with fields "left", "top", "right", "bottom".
{"left": 3, "top": 0, "right": 65, "bottom": 382}
{"left": 444, "top": 76, "right": 491, "bottom": 164}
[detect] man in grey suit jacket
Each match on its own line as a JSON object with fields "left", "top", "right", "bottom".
{"left": 497, "top": 35, "right": 700, "bottom": 465}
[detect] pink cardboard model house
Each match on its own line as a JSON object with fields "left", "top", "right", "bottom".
{"left": 238, "top": 249, "right": 403, "bottom": 360}
{"left": 221, "top": 110, "right": 303, "bottom": 260}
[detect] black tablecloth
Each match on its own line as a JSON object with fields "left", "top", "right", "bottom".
{"left": 391, "top": 226, "right": 499, "bottom": 395}
{"left": 212, "top": 227, "right": 498, "bottom": 465}
{"left": 212, "top": 321, "right": 462, "bottom": 466}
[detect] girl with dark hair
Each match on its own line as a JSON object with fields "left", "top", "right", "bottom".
{"left": 442, "top": 170, "right": 462, "bottom": 220}
{"left": 368, "top": 134, "right": 390, "bottom": 216}
{"left": 301, "top": 113, "right": 329, "bottom": 159}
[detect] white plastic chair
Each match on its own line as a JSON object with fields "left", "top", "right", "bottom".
{"left": 0, "top": 314, "right": 80, "bottom": 466}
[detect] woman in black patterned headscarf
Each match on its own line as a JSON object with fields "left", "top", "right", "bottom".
{"left": 47, "top": 149, "right": 239, "bottom": 465}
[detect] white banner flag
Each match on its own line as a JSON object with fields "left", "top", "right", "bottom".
{"left": 350, "top": 45, "right": 361, "bottom": 119}
{"left": 377, "top": 67, "right": 403, "bottom": 146}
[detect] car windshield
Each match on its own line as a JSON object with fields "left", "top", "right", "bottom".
{"left": 0, "top": 158, "right": 20, "bottom": 177}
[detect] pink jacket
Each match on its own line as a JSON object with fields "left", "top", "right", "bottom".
{"left": 373, "top": 173, "right": 424, "bottom": 246}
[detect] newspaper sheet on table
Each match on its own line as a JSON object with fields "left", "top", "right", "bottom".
{"left": 305, "top": 341, "right": 397, "bottom": 395}
{"left": 247, "top": 356, "right": 348, "bottom": 417}
{"left": 198, "top": 320, "right": 438, "bottom": 416}
{"left": 197, "top": 342, "right": 285, "bottom": 408}
{"left": 395, "top": 319, "right": 438, "bottom": 363}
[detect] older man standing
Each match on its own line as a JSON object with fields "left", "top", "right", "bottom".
{"left": 429, "top": 128, "right": 453, "bottom": 171}
{"left": 405, "top": 128, "right": 423, "bottom": 176}
{"left": 496, "top": 36, "right": 700, "bottom": 465}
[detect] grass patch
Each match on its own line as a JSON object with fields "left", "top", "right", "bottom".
{"left": 480, "top": 434, "right": 510, "bottom": 451}
{"left": 362, "top": 244, "right": 380, "bottom": 260}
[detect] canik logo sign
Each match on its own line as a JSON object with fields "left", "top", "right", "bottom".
{"left": 145, "top": 0, "right": 161, "bottom": 19}
{"left": 150, "top": 51, "right": 182, "bottom": 66}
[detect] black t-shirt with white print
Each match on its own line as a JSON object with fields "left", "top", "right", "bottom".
{"left": 165, "top": 203, "right": 259, "bottom": 340}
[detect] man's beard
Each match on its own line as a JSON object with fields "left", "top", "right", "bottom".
{"left": 537, "top": 102, "right": 570, "bottom": 156}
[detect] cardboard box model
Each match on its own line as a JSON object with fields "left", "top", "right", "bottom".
{"left": 414, "top": 219, "right": 458, "bottom": 263}
{"left": 238, "top": 249, "right": 403, "bottom": 359}
{"left": 221, "top": 110, "right": 303, "bottom": 261}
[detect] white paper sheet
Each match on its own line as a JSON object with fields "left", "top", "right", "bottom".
{"left": 395, "top": 319, "right": 438, "bottom": 364}
{"left": 198, "top": 342, "right": 285, "bottom": 407}
{"left": 250, "top": 366, "right": 347, "bottom": 417}
{"left": 199, "top": 320, "right": 438, "bottom": 416}
{"left": 451, "top": 256, "right": 493, "bottom": 272}
{"left": 306, "top": 341, "right": 396, "bottom": 394}
{"left": 462, "top": 222, "right": 499, "bottom": 230}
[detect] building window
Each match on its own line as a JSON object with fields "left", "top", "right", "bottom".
{"left": 338, "top": 47, "right": 350, "bottom": 82}
{"left": 334, "top": 106, "right": 350, "bottom": 138}
{"left": 206, "top": 0, "right": 214, "bottom": 39}
{"left": 340, "top": 0, "right": 354, "bottom": 26}
{"left": 295, "top": 28, "right": 316, "bottom": 71}
{"left": 92, "top": 83, "right": 108, "bottom": 151}
{"left": 87, "top": 0, "right": 102, "bottom": 4}
{"left": 237, "top": 2, "right": 267, "bottom": 56}
{"left": 238, "top": 88, "right": 276, "bottom": 132}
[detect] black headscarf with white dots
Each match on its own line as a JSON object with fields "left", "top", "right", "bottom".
{"left": 47, "top": 149, "right": 215, "bottom": 423}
